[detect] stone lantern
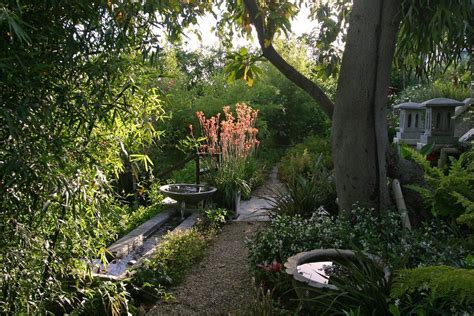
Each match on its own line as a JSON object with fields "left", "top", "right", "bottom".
{"left": 417, "top": 98, "right": 464, "bottom": 149}
{"left": 393, "top": 102, "right": 425, "bottom": 145}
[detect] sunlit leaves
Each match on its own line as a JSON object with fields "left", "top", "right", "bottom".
{"left": 224, "top": 47, "right": 264, "bottom": 87}
{"left": 0, "top": 1, "right": 174, "bottom": 312}
{"left": 223, "top": 0, "right": 298, "bottom": 43}
{"left": 130, "top": 154, "right": 154, "bottom": 172}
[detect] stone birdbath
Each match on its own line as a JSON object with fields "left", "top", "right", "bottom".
{"left": 159, "top": 183, "right": 217, "bottom": 219}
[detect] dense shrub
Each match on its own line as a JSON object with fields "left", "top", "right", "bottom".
{"left": 248, "top": 207, "right": 468, "bottom": 270}
{"left": 268, "top": 155, "right": 337, "bottom": 217}
{"left": 168, "top": 160, "right": 197, "bottom": 184}
{"left": 72, "top": 280, "right": 132, "bottom": 316}
{"left": 151, "top": 229, "right": 208, "bottom": 283}
{"left": 195, "top": 208, "right": 230, "bottom": 234}
{"left": 278, "top": 135, "right": 332, "bottom": 184}
{"left": 391, "top": 80, "right": 470, "bottom": 105}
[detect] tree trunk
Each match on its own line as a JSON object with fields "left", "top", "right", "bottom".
{"left": 332, "top": 0, "right": 400, "bottom": 212}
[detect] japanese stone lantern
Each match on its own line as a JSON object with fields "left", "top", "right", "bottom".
{"left": 417, "top": 98, "right": 464, "bottom": 149}
{"left": 393, "top": 102, "right": 425, "bottom": 145}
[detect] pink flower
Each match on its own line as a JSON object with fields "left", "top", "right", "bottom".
{"left": 195, "top": 103, "right": 259, "bottom": 164}
{"left": 258, "top": 259, "right": 282, "bottom": 273}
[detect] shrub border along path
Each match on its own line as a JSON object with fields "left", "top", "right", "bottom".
{"left": 146, "top": 221, "right": 263, "bottom": 315}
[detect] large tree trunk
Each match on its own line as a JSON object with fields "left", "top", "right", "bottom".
{"left": 332, "top": 0, "right": 400, "bottom": 212}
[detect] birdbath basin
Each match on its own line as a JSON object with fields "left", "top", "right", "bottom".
{"left": 159, "top": 184, "right": 217, "bottom": 219}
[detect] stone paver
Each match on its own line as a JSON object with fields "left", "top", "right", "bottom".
{"left": 235, "top": 166, "right": 286, "bottom": 222}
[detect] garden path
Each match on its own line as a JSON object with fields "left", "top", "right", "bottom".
{"left": 146, "top": 168, "right": 284, "bottom": 315}
{"left": 235, "top": 166, "right": 285, "bottom": 221}
{"left": 145, "top": 221, "right": 262, "bottom": 315}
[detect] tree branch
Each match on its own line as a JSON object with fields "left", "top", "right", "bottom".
{"left": 242, "top": 0, "right": 334, "bottom": 118}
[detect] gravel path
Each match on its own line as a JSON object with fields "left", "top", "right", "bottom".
{"left": 146, "top": 221, "right": 263, "bottom": 316}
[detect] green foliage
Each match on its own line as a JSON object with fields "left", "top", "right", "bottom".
{"left": 303, "top": 253, "right": 391, "bottom": 316}
{"left": 224, "top": 47, "right": 264, "bottom": 87}
{"left": 405, "top": 148, "right": 474, "bottom": 225}
{"left": 278, "top": 135, "right": 332, "bottom": 184}
{"left": 396, "top": 0, "right": 471, "bottom": 77}
{"left": 455, "top": 194, "right": 474, "bottom": 229}
{"left": 129, "top": 261, "right": 172, "bottom": 303}
{"left": 196, "top": 208, "right": 230, "bottom": 234}
{"left": 73, "top": 280, "right": 132, "bottom": 316}
{"left": 158, "top": 45, "right": 332, "bottom": 159}
{"left": 391, "top": 80, "right": 470, "bottom": 105}
{"left": 168, "top": 160, "right": 197, "bottom": 184}
{"left": 247, "top": 283, "right": 293, "bottom": 316}
{"left": 151, "top": 229, "right": 208, "bottom": 283}
{"left": 118, "top": 203, "right": 165, "bottom": 238}
{"left": 248, "top": 207, "right": 467, "bottom": 271}
{"left": 206, "top": 159, "right": 252, "bottom": 209}
{"left": 127, "top": 209, "right": 227, "bottom": 304}
{"left": 301, "top": 0, "right": 351, "bottom": 79}
{"left": 269, "top": 154, "right": 337, "bottom": 217}
{"left": 204, "top": 154, "right": 265, "bottom": 208}
{"left": 391, "top": 266, "right": 474, "bottom": 314}
{"left": 0, "top": 0, "right": 204, "bottom": 311}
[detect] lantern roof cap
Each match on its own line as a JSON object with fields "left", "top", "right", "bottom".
{"left": 394, "top": 102, "right": 423, "bottom": 110}
{"left": 421, "top": 98, "right": 464, "bottom": 107}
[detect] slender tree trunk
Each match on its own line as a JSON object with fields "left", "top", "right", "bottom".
{"left": 332, "top": 0, "right": 401, "bottom": 212}
{"left": 242, "top": 0, "right": 335, "bottom": 118}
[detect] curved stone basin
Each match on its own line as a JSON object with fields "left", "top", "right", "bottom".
{"left": 159, "top": 183, "right": 217, "bottom": 204}
{"left": 160, "top": 184, "right": 217, "bottom": 219}
{"left": 285, "top": 249, "right": 390, "bottom": 310}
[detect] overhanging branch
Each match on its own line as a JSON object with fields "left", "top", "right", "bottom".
{"left": 243, "top": 0, "right": 335, "bottom": 118}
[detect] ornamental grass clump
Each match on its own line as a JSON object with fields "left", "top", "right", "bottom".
{"left": 196, "top": 103, "right": 260, "bottom": 207}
